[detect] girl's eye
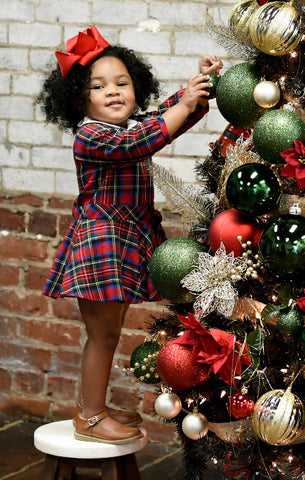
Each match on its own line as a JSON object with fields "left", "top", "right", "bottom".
{"left": 91, "top": 85, "right": 103, "bottom": 90}
{"left": 118, "top": 82, "right": 127, "bottom": 87}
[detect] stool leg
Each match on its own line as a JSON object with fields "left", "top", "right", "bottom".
{"left": 115, "top": 453, "right": 141, "bottom": 480}
{"left": 100, "top": 458, "right": 118, "bottom": 480}
{"left": 41, "top": 454, "right": 60, "bottom": 480}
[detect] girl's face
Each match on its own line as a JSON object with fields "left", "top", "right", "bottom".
{"left": 86, "top": 56, "right": 136, "bottom": 127}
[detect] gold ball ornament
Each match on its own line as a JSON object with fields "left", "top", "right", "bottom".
{"left": 251, "top": 389, "right": 305, "bottom": 445}
{"left": 228, "top": 0, "right": 258, "bottom": 45}
{"left": 253, "top": 81, "right": 281, "bottom": 108}
{"left": 249, "top": 1, "right": 302, "bottom": 56}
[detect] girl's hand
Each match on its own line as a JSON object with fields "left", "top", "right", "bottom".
{"left": 200, "top": 55, "right": 223, "bottom": 75}
{"left": 180, "top": 73, "right": 212, "bottom": 113}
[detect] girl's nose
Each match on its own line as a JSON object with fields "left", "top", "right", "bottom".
{"left": 105, "top": 84, "right": 119, "bottom": 95}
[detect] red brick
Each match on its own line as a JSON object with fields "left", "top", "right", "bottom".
{"left": 0, "top": 394, "right": 50, "bottom": 417}
{"left": 25, "top": 266, "right": 50, "bottom": 290}
{"left": 20, "top": 319, "right": 82, "bottom": 347}
{"left": 15, "top": 371, "right": 44, "bottom": 394}
{"left": 0, "top": 368, "right": 11, "bottom": 391}
{"left": 47, "top": 375, "right": 77, "bottom": 400}
{"left": 0, "top": 315, "right": 17, "bottom": 339}
{"left": 51, "top": 402, "right": 76, "bottom": 420}
{"left": 0, "top": 265, "right": 19, "bottom": 286}
{"left": 48, "top": 197, "right": 73, "bottom": 210}
{"left": 52, "top": 297, "right": 81, "bottom": 321}
{"left": 141, "top": 417, "right": 176, "bottom": 444}
{"left": 0, "top": 208, "right": 25, "bottom": 232}
{"left": 110, "top": 385, "right": 141, "bottom": 410}
{"left": 124, "top": 306, "right": 161, "bottom": 330}
{"left": 55, "top": 351, "right": 82, "bottom": 374}
{"left": 14, "top": 194, "right": 44, "bottom": 207}
{"left": 117, "top": 333, "right": 146, "bottom": 356}
{"left": 0, "top": 343, "right": 52, "bottom": 371}
{"left": 0, "top": 291, "right": 48, "bottom": 315}
{"left": 59, "top": 214, "right": 73, "bottom": 235}
{"left": 0, "top": 237, "right": 48, "bottom": 261}
{"left": 29, "top": 210, "right": 57, "bottom": 237}
{"left": 143, "top": 390, "right": 158, "bottom": 414}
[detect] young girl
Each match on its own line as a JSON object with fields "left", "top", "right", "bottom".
{"left": 38, "top": 26, "right": 222, "bottom": 444}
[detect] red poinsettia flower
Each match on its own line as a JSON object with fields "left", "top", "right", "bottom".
{"left": 297, "top": 289, "right": 305, "bottom": 312}
{"left": 281, "top": 140, "right": 305, "bottom": 189}
{"left": 177, "top": 313, "right": 252, "bottom": 385}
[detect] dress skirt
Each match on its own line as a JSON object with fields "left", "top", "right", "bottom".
{"left": 43, "top": 204, "right": 166, "bottom": 303}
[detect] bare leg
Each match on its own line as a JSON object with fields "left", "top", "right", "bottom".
{"left": 78, "top": 298, "right": 129, "bottom": 418}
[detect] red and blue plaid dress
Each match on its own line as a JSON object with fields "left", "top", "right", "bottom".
{"left": 43, "top": 90, "right": 208, "bottom": 303}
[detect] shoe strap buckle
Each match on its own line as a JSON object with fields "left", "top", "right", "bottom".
{"left": 87, "top": 415, "right": 99, "bottom": 426}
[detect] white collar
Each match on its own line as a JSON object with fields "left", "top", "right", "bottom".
{"left": 79, "top": 116, "right": 138, "bottom": 130}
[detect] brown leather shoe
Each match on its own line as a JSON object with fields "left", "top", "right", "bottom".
{"left": 74, "top": 410, "right": 143, "bottom": 444}
{"left": 73, "top": 403, "right": 142, "bottom": 427}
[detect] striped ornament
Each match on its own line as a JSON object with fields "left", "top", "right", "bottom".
{"left": 249, "top": 1, "right": 302, "bottom": 56}
{"left": 228, "top": 0, "right": 259, "bottom": 44}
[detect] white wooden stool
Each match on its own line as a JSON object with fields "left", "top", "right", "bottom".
{"left": 34, "top": 419, "right": 147, "bottom": 480}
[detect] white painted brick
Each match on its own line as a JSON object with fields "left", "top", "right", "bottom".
{"left": 173, "top": 132, "right": 214, "bottom": 158}
{"left": 152, "top": 55, "right": 198, "bottom": 81}
{"left": 36, "top": 0, "right": 91, "bottom": 23}
{"left": 13, "top": 74, "right": 44, "bottom": 96}
{"left": 62, "top": 131, "right": 74, "bottom": 148}
{"left": 175, "top": 32, "right": 228, "bottom": 58}
{"left": 55, "top": 171, "right": 78, "bottom": 196}
{"left": 30, "top": 50, "right": 57, "bottom": 73}
{"left": 119, "top": 30, "right": 171, "bottom": 55}
{"left": 0, "top": 145, "right": 29, "bottom": 167}
{"left": 3, "top": 167, "right": 54, "bottom": 193}
{"left": 206, "top": 106, "right": 228, "bottom": 133}
{"left": 0, "top": 122, "right": 6, "bottom": 143}
{"left": 0, "top": 24, "right": 8, "bottom": 43}
{"left": 154, "top": 157, "right": 198, "bottom": 183}
{"left": 0, "top": 48, "right": 28, "bottom": 71}
{"left": 149, "top": 2, "right": 206, "bottom": 26}
{"left": 0, "top": 73, "right": 10, "bottom": 95}
{"left": 32, "top": 147, "right": 74, "bottom": 171}
{"left": 92, "top": 1, "right": 148, "bottom": 25}
{"left": 0, "top": 96, "right": 34, "bottom": 121}
{"left": 8, "top": 121, "right": 61, "bottom": 146}
{"left": 1, "top": 0, "right": 34, "bottom": 21}
{"left": 9, "top": 24, "right": 61, "bottom": 48}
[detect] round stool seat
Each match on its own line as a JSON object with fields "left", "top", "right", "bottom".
{"left": 34, "top": 419, "right": 148, "bottom": 459}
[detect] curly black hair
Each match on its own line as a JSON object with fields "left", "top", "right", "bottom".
{"left": 37, "top": 45, "right": 160, "bottom": 133}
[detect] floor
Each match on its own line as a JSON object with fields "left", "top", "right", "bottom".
{"left": 0, "top": 413, "right": 220, "bottom": 480}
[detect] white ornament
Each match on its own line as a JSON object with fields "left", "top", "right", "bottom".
{"left": 182, "top": 412, "right": 209, "bottom": 440}
{"left": 154, "top": 392, "right": 182, "bottom": 419}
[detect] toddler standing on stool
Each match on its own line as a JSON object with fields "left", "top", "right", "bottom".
{"left": 38, "top": 26, "right": 222, "bottom": 444}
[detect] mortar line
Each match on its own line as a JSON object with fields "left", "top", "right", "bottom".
{"left": 0, "top": 420, "right": 24, "bottom": 432}
{"left": 0, "top": 459, "right": 44, "bottom": 480}
{"left": 139, "top": 447, "right": 182, "bottom": 471}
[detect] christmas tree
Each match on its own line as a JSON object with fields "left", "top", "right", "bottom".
{"left": 129, "top": 1, "right": 305, "bottom": 478}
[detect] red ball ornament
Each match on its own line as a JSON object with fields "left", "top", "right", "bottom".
{"left": 157, "top": 339, "right": 208, "bottom": 391}
{"left": 227, "top": 391, "right": 255, "bottom": 419}
{"left": 208, "top": 208, "right": 263, "bottom": 256}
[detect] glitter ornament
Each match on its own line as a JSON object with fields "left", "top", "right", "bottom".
{"left": 251, "top": 388, "right": 305, "bottom": 445}
{"left": 227, "top": 391, "right": 255, "bottom": 419}
{"left": 253, "top": 80, "right": 281, "bottom": 108}
{"left": 226, "top": 163, "right": 281, "bottom": 216}
{"left": 148, "top": 236, "right": 207, "bottom": 304}
{"left": 182, "top": 410, "right": 209, "bottom": 440}
{"left": 216, "top": 62, "right": 267, "bottom": 128}
{"left": 259, "top": 214, "right": 305, "bottom": 274}
{"left": 277, "top": 307, "right": 304, "bottom": 337}
{"left": 157, "top": 338, "right": 208, "bottom": 391}
{"left": 228, "top": 0, "right": 258, "bottom": 45}
{"left": 250, "top": 1, "right": 302, "bottom": 56}
{"left": 154, "top": 391, "right": 182, "bottom": 419}
{"left": 208, "top": 208, "right": 263, "bottom": 256}
{"left": 130, "top": 341, "right": 161, "bottom": 384}
{"left": 205, "top": 72, "right": 221, "bottom": 99}
{"left": 253, "top": 109, "right": 305, "bottom": 164}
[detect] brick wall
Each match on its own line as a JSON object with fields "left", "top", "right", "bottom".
{"left": 0, "top": 0, "right": 235, "bottom": 443}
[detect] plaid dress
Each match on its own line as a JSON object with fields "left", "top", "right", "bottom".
{"left": 43, "top": 90, "right": 208, "bottom": 303}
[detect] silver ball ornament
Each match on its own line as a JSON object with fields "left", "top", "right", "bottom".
{"left": 253, "top": 81, "right": 281, "bottom": 108}
{"left": 154, "top": 392, "right": 182, "bottom": 419}
{"left": 182, "top": 412, "right": 209, "bottom": 440}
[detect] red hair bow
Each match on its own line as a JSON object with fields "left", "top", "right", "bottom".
{"left": 55, "top": 26, "right": 111, "bottom": 78}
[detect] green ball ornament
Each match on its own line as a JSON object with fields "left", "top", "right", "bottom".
{"left": 205, "top": 73, "right": 221, "bottom": 99}
{"left": 226, "top": 163, "right": 280, "bottom": 216}
{"left": 216, "top": 62, "right": 267, "bottom": 128}
{"left": 277, "top": 308, "right": 304, "bottom": 336}
{"left": 148, "top": 237, "right": 208, "bottom": 303}
{"left": 130, "top": 341, "right": 161, "bottom": 384}
{"left": 253, "top": 109, "right": 305, "bottom": 164}
{"left": 259, "top": 214, "right": 305, "bottom": 274}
